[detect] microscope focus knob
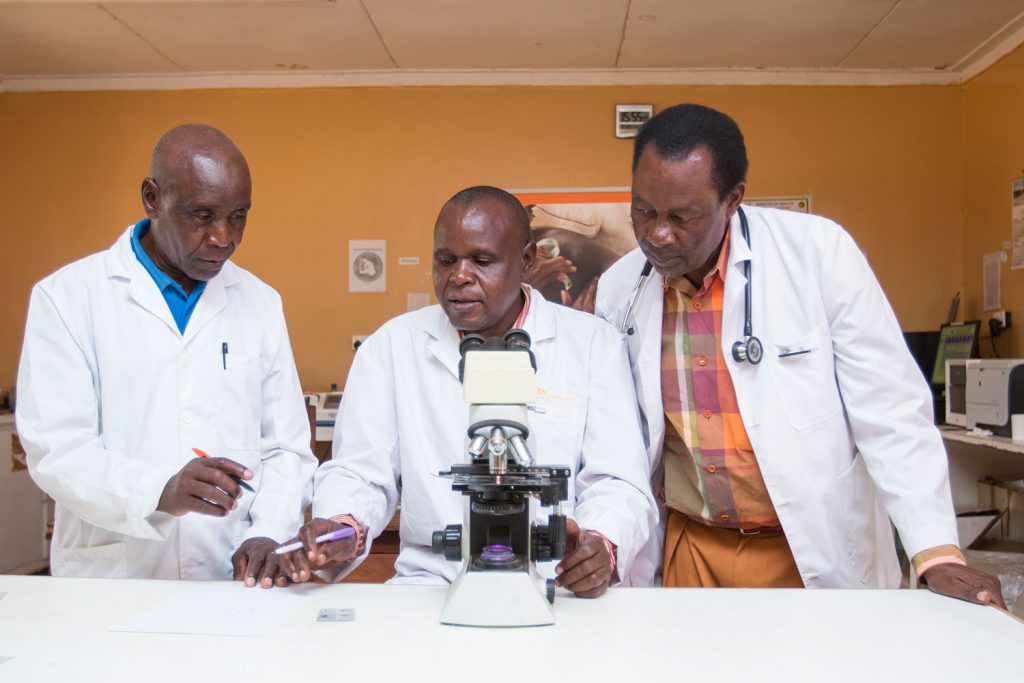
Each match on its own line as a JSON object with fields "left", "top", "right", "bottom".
{"left": 546, "top": 579, "right": 556, "bottom": 605}
{"left": 432, "top": 524, "right": 462, "bottom": 562}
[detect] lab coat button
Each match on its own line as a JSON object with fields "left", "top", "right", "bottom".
{"left": 179, "top": 352, "right": 189, "bottom": 363}
{"left": 182, "top": 412, "right": 193, "bottom": 424}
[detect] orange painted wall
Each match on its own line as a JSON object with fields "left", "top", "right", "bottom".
{"left": 963, "top": 47, "right": 1024, "bottom": 359}
{"left": 0, "top": 85, "right": 964, "bottom": 391}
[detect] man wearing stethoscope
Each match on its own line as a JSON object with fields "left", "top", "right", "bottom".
{"left": 595, "top": 103, "right": 1003, "bottom": 607}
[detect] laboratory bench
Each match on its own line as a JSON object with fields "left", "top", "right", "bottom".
{"left": 0, "top": 575, "right": 1020, "bottom": 681}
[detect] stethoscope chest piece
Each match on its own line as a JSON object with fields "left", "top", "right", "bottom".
{"left": 731, "top": 335, "right": 763, "bottom": 365}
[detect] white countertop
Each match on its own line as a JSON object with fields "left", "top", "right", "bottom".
{"left": 939, "top": 425, "right": 1024, "bottom": 455}
{"left": 0, "top": 576, "right": 1020, "bottom": 682}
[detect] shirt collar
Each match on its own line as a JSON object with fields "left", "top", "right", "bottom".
{"left": 129, "top": 218, "right": 206, "bottom": 298}
{"left": 663, "top": 232, "right": 731, "bottom": 297}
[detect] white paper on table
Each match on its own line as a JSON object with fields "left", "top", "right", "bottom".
{"left": 109, "top": 583, "right": 313, "bottom": 637}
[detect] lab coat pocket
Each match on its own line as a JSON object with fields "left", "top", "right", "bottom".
{"left": 832, "top": 453, "right": 874, "bottom": 584}
{"left": 531, "top": 395, "right": 585, "bottom": 467}
{"left": 767, "top": 323, "right": 842, "bottom": 430}
{"left": 52, "top": 542, "right": 127, "bottom": 579}
{"left": 218, "top": 354, "right": 262, "bottom": 449}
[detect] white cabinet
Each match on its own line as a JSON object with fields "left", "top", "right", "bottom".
{"left": 0, "top": 414, "right": 48, "bottom": 573}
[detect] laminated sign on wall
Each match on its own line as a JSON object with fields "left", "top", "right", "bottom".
{"left": 349, "top": 240, "right": 386, "bottom": 293}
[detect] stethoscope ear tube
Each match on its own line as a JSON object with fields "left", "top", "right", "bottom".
{"left": 622, "top": 207, "right": 759, "bottom": 363}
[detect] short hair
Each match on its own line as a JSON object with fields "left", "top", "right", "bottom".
{"left": 443, "top": 186, "right": 531, "bottom": 247}
{"left": 632, "top": 104, "right": 748, "bottom": 200}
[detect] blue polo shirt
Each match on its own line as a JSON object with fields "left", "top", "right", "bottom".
{"left": 130, "top": 219, "right": 207, "bottom": 334}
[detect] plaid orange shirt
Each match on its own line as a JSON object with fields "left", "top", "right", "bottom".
{"left": 661, "top": 237, "right": 780, "bottom": 530}
{"left": 660, "top": 235, "right": 964, "bottom": 572}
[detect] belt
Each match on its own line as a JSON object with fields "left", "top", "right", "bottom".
{"left": 735, "top": 525, "right": 784, "bottom": 536}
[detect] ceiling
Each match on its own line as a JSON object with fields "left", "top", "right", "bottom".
{"left": 2, "top": 0, "right": 1024, "bottom": 91}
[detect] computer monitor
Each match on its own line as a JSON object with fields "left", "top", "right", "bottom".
{"left": 930, "top": 321, "right": 981, "bottom": 388}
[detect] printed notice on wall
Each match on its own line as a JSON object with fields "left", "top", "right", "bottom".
{"left": 746, "top": 196, "right": 811, "bottom": 213}
{"left": 349, "top": 240, "right": 386, "bottom": 293}
{"left": 1013, "top": 179, "right": 1024, "bottom": 270}
{"left": 983, "top": 251, "right": 1005, "bottom": 311}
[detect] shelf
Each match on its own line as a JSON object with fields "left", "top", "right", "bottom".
{"left": 940, "top": 426, "right": 1024, "bottom": 455}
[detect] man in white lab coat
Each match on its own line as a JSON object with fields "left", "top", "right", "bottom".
{"left": 17, "top": 125, "right": 316, "bottom": 583}
{"left": 273, "top": 186, "right": 656, "bottom": 596}
{"left": 594, "top": 103, "right": 1003, "bottom": 606}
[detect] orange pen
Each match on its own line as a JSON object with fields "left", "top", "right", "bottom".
{"left": 192, "top": 447, "right": 255, "bottom": 492}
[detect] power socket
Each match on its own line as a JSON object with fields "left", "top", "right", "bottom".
{"left": 989, "top": 310, "right": 1013, "bottom": 337}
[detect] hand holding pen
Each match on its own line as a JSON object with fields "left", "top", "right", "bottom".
{"left": 155, "top": 449, "right": 255, "bottom": 517}
{"left": 274, "top": 518, "right": 360, "bottom": 584}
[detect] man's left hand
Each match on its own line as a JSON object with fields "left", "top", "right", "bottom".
{"left": 920, "top": 563, "right": 1006, "bottom": 609}
{"left": 232, "top": 537, "right": 289, "bottom": 589}
{"left": 555, "top": 519, "right": 614, "bottom": 598}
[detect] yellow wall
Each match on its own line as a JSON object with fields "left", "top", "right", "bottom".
{"left": 0, "top": 85, "right": 965, "bottom": 391}
{"left": 964, "top": 48, "right": 1024, "bottom": 359}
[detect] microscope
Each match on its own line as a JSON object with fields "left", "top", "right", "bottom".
{"left": 432, "top": 329, "right": 570, "bottom": 627}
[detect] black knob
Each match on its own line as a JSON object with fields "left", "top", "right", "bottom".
{"left": 431, "top": 524, "right": 462, "bottom": 562}
{"left": 546, "top": 579, "right": 556, "bottom": 605}
{"left": 549, "top": 514, "right": 566, "bottom": 561}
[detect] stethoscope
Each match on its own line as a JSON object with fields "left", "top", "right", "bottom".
{"left": 621, "top": 207, "right": 763, "bottom": 365}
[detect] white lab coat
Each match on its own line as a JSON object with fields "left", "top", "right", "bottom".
{"left": 17, "top": 227, "right": 316, "bottom": 579}
{"left": 595, "top": 205, "right": 959, "bottom": 588}
{"left": 313, "top": 287, "right": 657, "bottom": 584}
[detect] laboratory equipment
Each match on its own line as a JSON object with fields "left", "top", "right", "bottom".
{"left": 966, "top": 359, "right": 1024, "bottom": 436}
{"left": 432, "top": 329, "right": 569, "bottom": 627}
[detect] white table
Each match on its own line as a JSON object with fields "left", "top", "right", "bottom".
{"left": 0, "top": 576, "right": 1020, "bottom": 682}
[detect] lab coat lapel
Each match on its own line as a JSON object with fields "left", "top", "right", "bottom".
{"left": 182, "top": 265, "right": 237, "bottom": 345}
{"left": 522, "top": 286, "right": 555, "bottom": 346}
{"left": 426, "top": 309, "right": 462, "bottom": 380}
{"left": 107, "top": 228, "right": 180, "bottom": 337}
{"left": 721, "top": 209, "right": 751, "bottom": 358}
{"left": 635, "top": 267, "right": 665, "bottom": 451}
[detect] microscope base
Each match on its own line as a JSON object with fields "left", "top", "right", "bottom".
{"left": 440, "top": 569, "right": 554, "bottom": 627}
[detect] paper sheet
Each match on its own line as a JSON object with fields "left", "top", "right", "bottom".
{"left": 1012, "top": 179, "right": 1024, "bottom": 270}
{"left": 983, "top": 251, "right": 1005, "bottom": 311}
{"left": 110, "top": 583, "right": 312, "bottom": 637}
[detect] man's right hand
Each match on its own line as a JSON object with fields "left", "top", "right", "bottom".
{"left": 156, "top": 457, "right": 253, "bottom": 517}
{"left": 276, "top": 517, "right": 360, "bottom": 584}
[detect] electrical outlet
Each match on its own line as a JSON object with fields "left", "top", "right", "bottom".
{"left": 352, "top": 335, "right": 369, "bottom": 350}
{"left": 989, "top": 310, "right": 1013, "bottom": 337}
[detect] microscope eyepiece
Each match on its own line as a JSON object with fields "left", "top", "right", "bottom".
{"left": 503, "top": 328, "right": 531, "bottom": 351}
{"left": 459, "top": 333, "right": 486, "bottom": 358}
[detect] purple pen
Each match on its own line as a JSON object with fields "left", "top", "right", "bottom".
{"left": 273, "top": 525, "right": 356, "bottom": 555}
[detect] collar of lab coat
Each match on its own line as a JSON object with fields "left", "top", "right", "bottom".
{"left": 105, "top": 225, "right": 241, "bottom": 342}
{"left": 425, "top": 285, "right": 555, "bottom": 380}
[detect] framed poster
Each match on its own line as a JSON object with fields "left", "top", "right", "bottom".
{"left": 511, "top": 187, "right": 634, "bottom": 311}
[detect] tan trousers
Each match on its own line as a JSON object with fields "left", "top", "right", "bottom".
{"left": 663, "top": 509, "right": 805, "bottom": 588}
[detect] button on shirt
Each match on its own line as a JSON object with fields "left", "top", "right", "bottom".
{"left": 129, "top": 219, "right": 206, "bottom": 334}
{"left": 660, "top": 236, "right": 781, "bottom": 530}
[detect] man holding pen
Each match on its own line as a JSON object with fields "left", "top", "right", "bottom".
{"left": 17, "top": 124, "right": 316, "bottom": 584}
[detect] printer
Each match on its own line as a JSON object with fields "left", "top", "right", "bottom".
{"left": 966, "top": 359, "right": 1024, "bottom": 436}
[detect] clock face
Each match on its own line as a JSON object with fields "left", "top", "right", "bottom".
{"left": 615, "top": 104, "right": 653, "bottom": 138}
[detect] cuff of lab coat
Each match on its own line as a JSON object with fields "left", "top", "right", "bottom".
{"left": 131, "top": 464, "right": 180, "bottom": 541}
